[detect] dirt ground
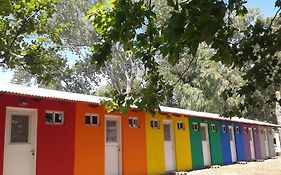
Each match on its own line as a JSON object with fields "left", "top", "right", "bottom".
{"left": 183, "top": 156, "right": 281, "bottom": 175}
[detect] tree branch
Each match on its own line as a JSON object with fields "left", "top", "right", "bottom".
{"left": 172, "top": 56, "right": 197, "bottom": 86}
{"left": 8, "top": 10, "right": 41, "bottom": 50}
{"left": 268, "top": 7, "right": 281, "bottom": 33}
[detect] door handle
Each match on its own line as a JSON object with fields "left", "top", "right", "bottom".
{"left": 31, "top": 149, "right": 35, "bottom": 156}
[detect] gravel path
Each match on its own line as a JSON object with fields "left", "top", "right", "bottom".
{"left": 180, "top": 156, "right": 281, "bottom": 175}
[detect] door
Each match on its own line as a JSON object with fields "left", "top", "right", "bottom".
{"left": 228, "top": 125, "right": 237, "bottom": 162}
{"left": 105, "top": 116, "right": 121, "bottom": 175}
{"left": 249, "top": 128, "right": 256, "bottom": 160}
{"left": 264, "top": 129, "right": 270, "bottom": 157}
{"left": 200, "top": 123, "right": 211, "bottom": 167}
{"left": 163, "top": 121, "right": 176, "bottom": 172}
{"left": 3, "top": 107, "right": 37, "bottom": 175}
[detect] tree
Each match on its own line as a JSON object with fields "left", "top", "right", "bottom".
{"left": 9, "top": 0, "right": 141, "bottom": 95}
{"left": 86, "top": 0, "right": 281, "bottom": 117}
{"left": 160, "top": 44, "right": 244, "bottom": 113}
{"left": 0, "top": 0, "right": 66, "bottom": 84}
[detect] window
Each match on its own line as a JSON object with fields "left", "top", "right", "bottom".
{"left": 85, "top": 114, "right": 99, "bottom": 126}
{"left": 45, "top": 111, "right": 64, "bottom": 125}
{"left": 222, "top": 125, "right": 227, "bottom": 133}
{"left": 150, "top": 119, "right": 159, "bottom": 129}
{"left": 192, "top": 122, "right": 199, "bottom": 131}
{"left": 211, "top": 124, "right": 217, "bottom": 133}
{"left": 260, "top": 129, "right": 264, "bottom": 134}
{"left": 236, "top": 126, "right": 240, "bottom": 134}
{"left": 229, "top": 127, "right": 234, "bottom": 141}
{"left": 269, "top": 129, "right": 272, "bottom": 135}
{"left": 177, "top": 122, "right": 185, "bottom": 130}
{"left": 254, "top": 128, "right": 257, "bottom": 134}
{"left": 201, "top": 126, "right": 207, "bottom": 141}
{"left": 164, "top": 124, "right": 171, "bottom": 141}
{"left": 10, "top": 115, "right": 29, "bottom": 143}
{"left": 92, "top": 115, "right": 99, "bottom": 125}
{"left": 244, "top": 127, "right": 248, "bottom": 134}
{"left": 85, "top": 115, "right": 91, "bottom": 125}
{"left": 106, "top": 120, "right": 117, "bottom": 142}
{"left": 129, "top": 117, "right": 139, "bottom": 128}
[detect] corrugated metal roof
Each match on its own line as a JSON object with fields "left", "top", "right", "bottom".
{"left": 0, "top": 83, "right": 109, "bottom": 103}
{"left": 0, "top": 83, "right": 279, "bottom": 127}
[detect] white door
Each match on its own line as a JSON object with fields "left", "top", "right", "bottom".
{"left": 105, "top": 116, "right": 121, "bottom": 175}
{"left": 249, "top": 128, "right": 256, "bottom": 160}
{"left": 163, "top": 121, "right": 176, "bottom": 172}
{"left": 3, "top": 107, "right": 37, "bottom": 175}
{"left": 200, "top": 123, "right": 211, "bottom": 167}
{"left": 228, "top": 125, "right": 237, "bottom": 162}
{"left": 264, "top": 129, "right": 270, "bottom": 157}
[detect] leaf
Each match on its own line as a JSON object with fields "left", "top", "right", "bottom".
{"left": 167, "top": 0, "right": 175, "bottom": 7}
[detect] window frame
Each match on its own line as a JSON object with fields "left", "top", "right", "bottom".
{"left": 254, "top": 128, "right": 257, "bottom": 134}
{"left": 269, "top": 129, "right": 272, "bottom": 135}
{"left": 192, "top": 122, "right": 199, "bottom": 131}
{"left": 235, "top": 126, "right": 240, "bottom": 134}
{"left": 222, "top": 125, "right": 227, "bottom": 133}
{"left": 177, "top": 121, "right": 185, "bottom": 130}
{"left": 150, "top": 119, "right": 159, "bottom": 129}
{"left": 85, "top": 114, "right": 99, "bottom": 126}
{"left": 45, "top": 111, "right": 64, "bottom": 125}
{"left": 211, "top": 124, "right": 217, "bottom": 133}
{"left": 128, "top": 117, "right": 139, "bottom": 128}
{"left": 244, "top": 127, "right": 248, "bottom": 134}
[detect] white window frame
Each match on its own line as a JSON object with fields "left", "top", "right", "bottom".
{"left": 236, "top": 126, "right": 240, "bottom": 134}
{"left": 177, "top": 122, "right": 185, "bottom": 130}
{"left": 222, "top": 125, "right": 227, "bottom": 133}
{"left": 254, "top": 128, "right": 257, "bottom": 134}
{"left": 268, "top": 129, "right": 272, "bottom": 135}
{"left": 129, "top": 117, "right": 139, "bottom": 128}
{"left": 85, "top": 113, "right": 99, "bottom": 126}
{"left": 192, "top": 122, "right": 199, "bottom": 131}
{"left": 211, "top": 124, "right": 217, "bottom": 133}
{"left": 45, "top": 111, "right": 64, "bottom": 125}
{"left": 150, "top": 119, "right": 159, "bottom": 129}
{"left": 244, "top": 127, "right": 248, "bottom": 134}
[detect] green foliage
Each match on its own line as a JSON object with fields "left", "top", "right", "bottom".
{"left": 87, "top": 0, "right": 281, "bottom": 120}
{"left": 86, "top": 0, "right": 173, "bottom": 114}
{"left": 0, "top": 0, "right": 65, "bottom": 84}
{"left": 86, "top": 0, "right": 246, "bottom": 114}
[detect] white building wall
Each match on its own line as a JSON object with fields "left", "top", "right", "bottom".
{"left": 274, "top": 132, "right": 281, "bottom": 154}
{"left": 275, "top": 91, "right": 281, "bottom": 155}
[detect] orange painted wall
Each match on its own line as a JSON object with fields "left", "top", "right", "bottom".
{"left": 121, "top": 111, "right": 147, "bottom": 175}
{"left": 74, "top": 102, "right": 147, "bottom": 175}
{"left": 74, "top": 103, "right": 106, "bottom": 175}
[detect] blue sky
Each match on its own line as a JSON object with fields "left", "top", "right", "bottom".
{"left": 0, "top": 1, "right": 279, "bottom": 84}
{"left": 246, "top": 0, "right": 278, "bottom": 17}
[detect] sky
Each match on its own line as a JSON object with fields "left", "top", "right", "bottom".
{"left": 246, "top": 0, "right": 277, "bottom": 17}
{"left": 0, "top": 1, "right": 279, "bottom": 84}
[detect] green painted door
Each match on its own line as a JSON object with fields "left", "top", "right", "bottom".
{"left": 188, "top": 118, "right": 204, "bottom": 170}
{"left": 206, "top": 121, "right": 223, "bottom": 165}
{"left": 189, "top": 118, "right": 224, "bottom": 170}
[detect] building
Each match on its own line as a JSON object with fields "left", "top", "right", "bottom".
{"left": 0, "top": 84, "right": 279, "bottom": 175}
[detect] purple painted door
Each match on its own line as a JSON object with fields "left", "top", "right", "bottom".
{"left": 242, "top": 124, "right": 251, "bottom": 161}
{"left": 252, "top": 125, "right": 262, "bottom": 159}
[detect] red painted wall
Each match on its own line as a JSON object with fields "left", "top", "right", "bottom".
{"left": 0, "top": 94, "right": 5, "bottom": 175}
{"left": 0, "top": 94, "right": 75, "bottom": 175}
